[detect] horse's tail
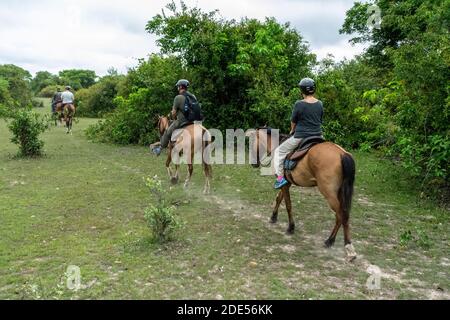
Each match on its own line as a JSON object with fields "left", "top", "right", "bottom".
{"left": 339, "top": 153, "right": 355, "bottom": 224}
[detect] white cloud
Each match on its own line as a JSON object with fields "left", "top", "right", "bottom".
{"left": 0, "top": 0, "right": 365, "bottom": 76}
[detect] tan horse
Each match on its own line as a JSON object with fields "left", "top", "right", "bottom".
{"left": 63, "top": 104, "right": 76, "bottom": 134}
{"left": 254, "top": 129, "right": 357, "bottom": 261}
{"left": 247, "top": 127, "right": 289, "bottom": 167}
{"left": 157, "top": 116, "right": 212, "bottom": 194}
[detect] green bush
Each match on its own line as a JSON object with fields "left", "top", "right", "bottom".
{"left": 76, "top": 75, "right": 125, "bottom": 118}
{"left": 38, "top": 85, "right": 61, "bottom": 98}
{"left": 143, "top": 176, "right": 182, "bottom": 243}
{"left": 399, "top": 227, "right": 432, "bottom": 250}
{"left": 32, "top": 99, "right": 44, "bottom": 108}
{"left": 8, "top": 108, "right": 50, "bottom": 157}
{"left": 86, "top": 55, "right": 185, "bottom": 145}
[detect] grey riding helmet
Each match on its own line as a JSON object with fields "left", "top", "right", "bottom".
{"left": 176, "top": 79, "right": 190, "bottom": 89}
{"left": 299, "top": 78, "right": 316, "bottom": 95}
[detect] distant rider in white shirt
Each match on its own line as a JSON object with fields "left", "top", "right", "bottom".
{"left": 61, "top": 86, "right": 75, "bottom": 107}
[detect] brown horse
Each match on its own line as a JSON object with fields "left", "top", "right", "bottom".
{"left": 253, "top": 129, "right": 357, "bottom": 261}
{"left": 63, "top": 104, "right": 76, "bottom": 134}
{"left": 157, "top": 116, "right": 212, "bottom": 194}
{"left": 246, "top": 127, "right": 289, "bottom": 167}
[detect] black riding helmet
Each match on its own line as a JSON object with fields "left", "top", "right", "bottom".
{"left": 299, "top": 78, "right": 316, "bottom": 95}
{"left": 176, "top": 79, "right": 190, "bottom": 90}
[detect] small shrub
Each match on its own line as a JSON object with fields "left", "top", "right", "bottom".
{"left": 38, "top": 85, "right": 61, "bottom": 98}
{"left": 399, "top": 227, "right": 432, "bottom": 250}
{"left": 8, "top": 108, "right": 50, "bottom": 157}
{"left": 32, "top": 99, "right": 44, "bottom": 108}
{"left": 399, "top": 230, "right": 413, "bottom": 247}
{"left": 143, "top": 176, "right": 182, "bottom": 243}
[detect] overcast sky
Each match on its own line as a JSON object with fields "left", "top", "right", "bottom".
{"left": 0, "top": 0, "right": 366, "bottom": 76}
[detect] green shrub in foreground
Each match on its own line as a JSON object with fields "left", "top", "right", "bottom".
{"left": 8, "top": 108, "right": 50, "bottom": 157}
{"left": 144, "top": 176, "right": 182, "bottom": 243}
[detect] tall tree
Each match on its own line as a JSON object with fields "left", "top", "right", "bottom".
{"left": 31, "top": 71, "right": 59, "bottom": 94}
{"left": 59, "top": 69, "right": 97, "bottom": 90}
{"left": 0, "top": 64, "right": 33, "bottom": 107}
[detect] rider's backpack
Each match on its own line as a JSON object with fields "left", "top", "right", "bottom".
{"left": 183, "top": 93, "right": 203, "bottom": 122}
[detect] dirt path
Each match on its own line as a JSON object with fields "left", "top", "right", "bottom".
{"left": 201, "top": 186, "right": 449, "bottom": 300}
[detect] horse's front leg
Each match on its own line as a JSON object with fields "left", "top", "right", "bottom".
{"left": 271, "top": 190, "right": 284, "bottom": 223}
{"left": 166, "top": 152, "right": 173, "bottom": 181}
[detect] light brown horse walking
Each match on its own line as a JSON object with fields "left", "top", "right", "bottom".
{"left": 157, "top": 116, "right": 212, "bottom": 194}
{"left": 253, "top": 129, "right": 357, "bottom": 261}
{"left": 63, "top": 104, "right": 76, "bottom": 134}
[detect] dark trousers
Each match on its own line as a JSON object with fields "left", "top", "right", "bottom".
{"left": 160, "top": 120, "right": 182, "bottom": 148}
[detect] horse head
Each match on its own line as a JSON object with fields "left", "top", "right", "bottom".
{"left": 157, "top": 115, "right": 170, "bottom": 137}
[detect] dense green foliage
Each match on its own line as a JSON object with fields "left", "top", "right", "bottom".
{"left": 58, "top": 69, "right": 97, "bottom": 91}
{"left": 0, "top": 64, "right": 33, "bottom": 108}
{"left": 76, "top": 73, "right": 126, "bottom": 117}
{"left": 31, "top": 71, "right": 59, "bottom": 94}
{"left": 146, "top": 3, "right": 314, "bottom": 130}
{"left": 38, "top": 84, "right": 62, "bottom": 98}
{"left": 339, "top": 0, "right": 450, "bottom": 199}
{"left": 87, "top": 55, "right": 184, "bottom": 144}
{"left": 31, "top": 69, "right": 97, "bottom": 97}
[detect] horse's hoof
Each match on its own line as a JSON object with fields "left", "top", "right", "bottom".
{"left": 170, "top": 177, "right": 178, "bottom": 185}
{"left": 270, "top": 215, "right": 278, "bottom": 224}
{"left": 345, "top": 244, "right": 357, "bottom": 262}
{"left": 286, "top": 225, "right": 295, "bottom": 235}
{"left": 324, "top": 239, "right": 335, "bottom": 248}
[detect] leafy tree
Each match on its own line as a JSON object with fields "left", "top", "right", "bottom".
{"left": 31, "top": 71, "right": 60, "bottom": 94}
{"left": 59, "top": 69, "right": 97, "bottom": 90}
{"left": 146, "top": 1, "right": 314, "bottom": 130}
{"left": 340, "top": 0, "right": 450, "bottom": 199}
{"left": 0, "top": 77, "right": 13, "bottom": 108}
{"left": 0, "top": 64, "right": 33, "bottom": 107}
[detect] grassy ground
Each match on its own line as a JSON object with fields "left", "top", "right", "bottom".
{"left": 0, "top": 100, "right": 448, "bottom": 299}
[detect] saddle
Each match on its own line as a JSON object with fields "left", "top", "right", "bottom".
{"left": 284, "top": 136, "right": 325, "bottom": 171}
{"left": 168, "top": 121, "right": 196, "bottom": 147}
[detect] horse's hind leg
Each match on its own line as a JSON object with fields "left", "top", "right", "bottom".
{"left": 203, "top": 163, "right": 212, "bottom": 194}
{"left": 318, "top": 186, "right": 342, "bottom": 248}
{"left": 325, "top": 212, "right": 341, "bottom": 248}
{"left": 270, "top": 190, "right": 284, "bottom": 223}
{"left": 171, "top": 164, "right": 180, "bottom": 185}
{"left": 184, "top": 164, "right": 193, "bottom": 188}
{"left": 281, "top": 185, "right": 295, "bottom": 234}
